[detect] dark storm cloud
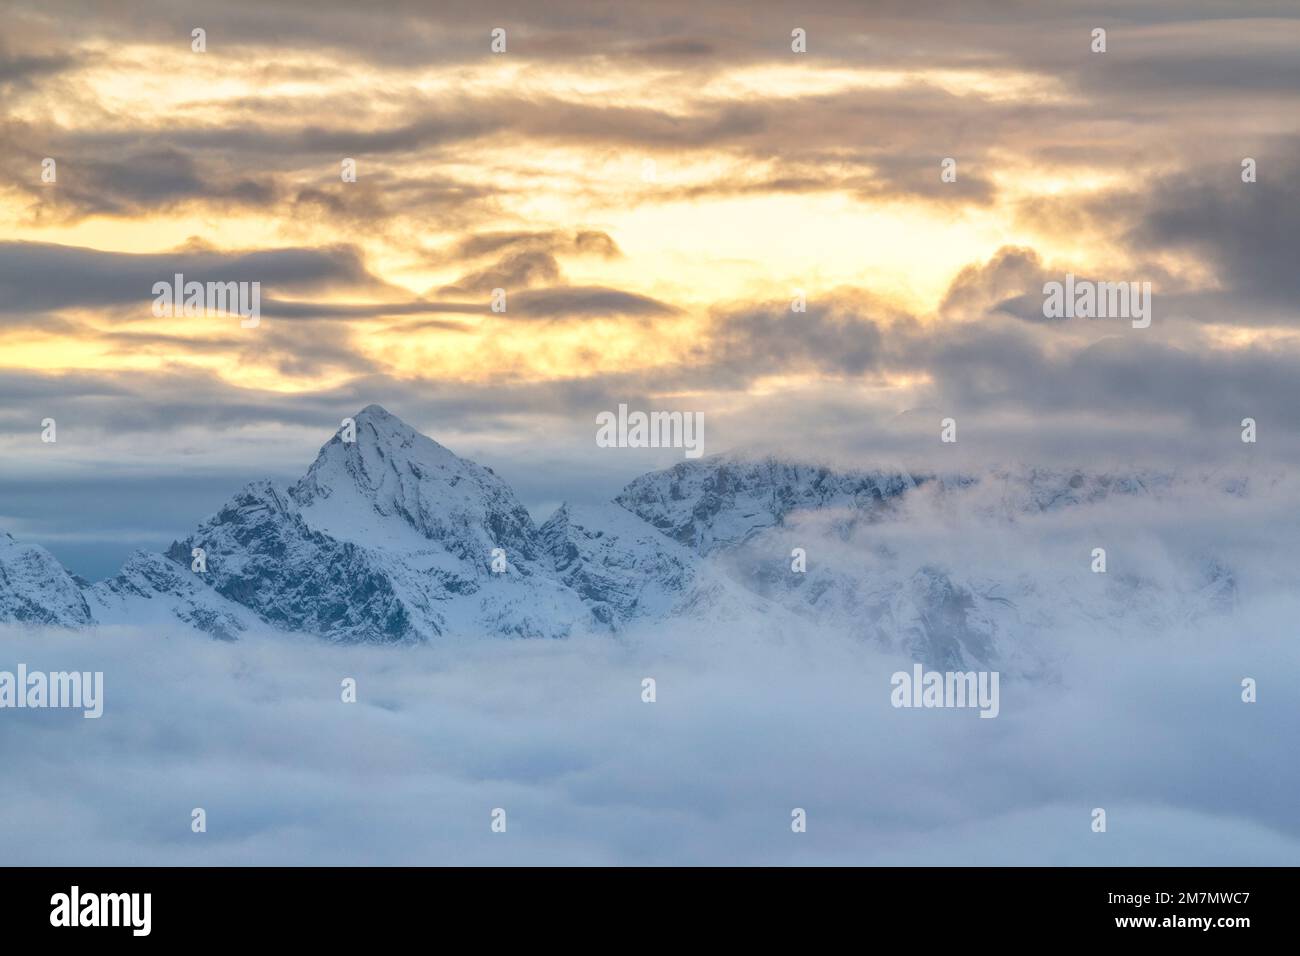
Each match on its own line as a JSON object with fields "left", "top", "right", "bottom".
{"left": 0, "top": 368, "right": 325, "bottom": 435}
{"left": 0, "top": 241, "right": 393, "bottom": 315}
{"left": 0, "top": 369, "right": 131, "bottom": 407}
{"left": 99, "top": 322, "right": 388, "bottom": 378}
{"left": 625, "top": 37, "right": 719, "bottom": 61}
{"left": 1128, "top": 155, "right": 1300, "bottom": 308}
{"left": 911, "top": 307, "right": 1300, "bottom": 435}
{"left": 1083, "top": 50, "right": 1300, "bottom": 97}
{"left": 505, "top": 287, "right": 680, "bottom": 320}
{"left": 260, "top": 299, "right": 482, "bottom": 320}
{"left": 89, "top": 149, "right": 274, "bottom": 207}
{"left": 439, "top": 231, "right": 623, "bottom": 295}
{"left": 290, "top": 174, "right": 494, "bottom": 230}
{"left": 0, "top": 50, "right": 79, "bottom": 87}
{"left": 0, "top": 366, "right": 659, "bottom": 440}
{"left": 23, "top": 148, "right": 277, "bottom": 219}
{"left": 34, "top": 115, "right": 495, "bottom": 169}
{"left": 696, "top": 299, "right": 892, "bottom": 379}
{"left": 172, "top": 115, "right": 496, "bottom": 156}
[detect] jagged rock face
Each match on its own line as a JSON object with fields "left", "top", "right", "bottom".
{"left": 608, "top": 455, "right": 1014, "bottom": 668}
{"left": 86, "top": 550, "right": 253, "bottom": 641}
{"left": 937, "top": 466, "right": 1175, "bottom": 521}
{"left": 615, "top": 456, "right": 925, "bottom": 555}
{"left": 165, "top": 480, "right": 421, "bottom": 643}
{"left": 614, "top": 456, "right": 1243, "bottom": 672}
{"left": 156, "top": 407, "right": 592, "bottom": 642}
{"left": 0, "top": 532, "right": 92, "bottom": 628}
{"left": 539, "top": 502, "right": 753, "bottom": 629}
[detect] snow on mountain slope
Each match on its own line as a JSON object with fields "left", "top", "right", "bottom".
{"left": 539, "top": 501, "right": 776, "bottom": 629}
{"left": 615, "top": 455, "right": 925, "bottom": 555}
{"left": 291, "top": 404, "right": 541, "bottom": 560}
{"left": 0, "top": 531, "right": 93, "bottom": 627}
{"left": 923, "top": 465, "right": 1176, "bottom": 523}
{"left": 611, "top": 454, "right": 1251, "bottom": 671}
{"left": 161, "top": 408, "right": 592, "bottom": 642}
{"left": 86, "top": 550, "right": 258, "bottom": 641}
{"left": 614, "top": 456, "right": 1185, "bottom": 557}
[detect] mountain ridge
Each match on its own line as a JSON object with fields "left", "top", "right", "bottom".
{"left": 0, "top": 405, "right": 1250, "bottom": 668}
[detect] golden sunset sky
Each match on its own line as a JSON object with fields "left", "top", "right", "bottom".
{"left": 2, "top": 0, "right": 1298, "bottom": 575}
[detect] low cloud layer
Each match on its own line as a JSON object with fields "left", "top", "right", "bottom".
{"left": 2, "top": 477, "right": 1298, "bottom": 865}
{"left": 1, "top": 609, "right": 1295, "bottom": 865}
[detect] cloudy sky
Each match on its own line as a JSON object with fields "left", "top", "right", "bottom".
{"left": 2, "top": 0, "right": 1298, "bottom": 578}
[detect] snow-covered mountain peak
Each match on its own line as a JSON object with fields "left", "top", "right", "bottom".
{"left": 290, "top": 405, "right": 538, "bottom": 558}
{"left": 0, "top": 530, "right": 93, "bottom": 628}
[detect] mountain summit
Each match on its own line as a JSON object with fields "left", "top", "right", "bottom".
{"left": 0, "top": 531, "right": 93, "bottom": 628}
{"left": 138, "top": 406, "right": 591, "bottom": 642}
{"left": 291, "top": 405, "right": 540, "bottom": 559}
{"left": 80, "top": 405, "right": 755, "bottom": 644}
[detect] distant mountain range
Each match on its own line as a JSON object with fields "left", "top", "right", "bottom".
{"left": 0, "top": 405, "right": 1245, "bottom": 669}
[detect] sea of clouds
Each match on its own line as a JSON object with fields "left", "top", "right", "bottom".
{"left": 1, "top": 620, "right": 1296, "bottom": 864}
{"left": 2, "top": 477, "right": 1299, "bottom": 865}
